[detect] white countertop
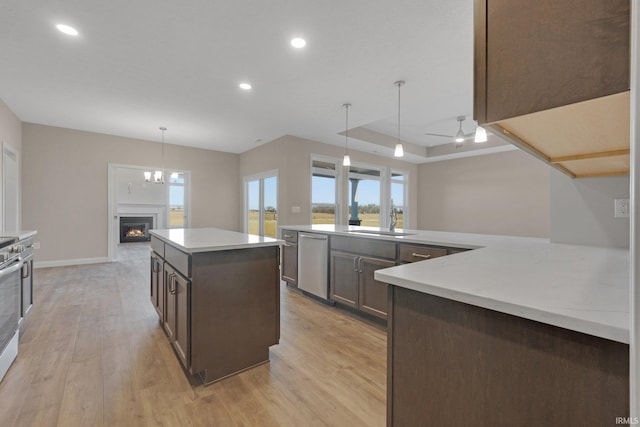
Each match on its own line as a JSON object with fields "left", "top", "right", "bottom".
{"left": 150, "top": 228, "right": 282, "bottom": 253}
{"left": 4, "top": 230, "right": 37, "bottom": 241}
{"left": 281, "top": 225, "right": 630, "bottom": 344}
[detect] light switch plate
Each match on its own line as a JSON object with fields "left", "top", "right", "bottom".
{"left": 291, "top": 206, "right": 301, "bottom": 214}
{"left": 614, "top": 199, "right": 630, "bottom": 218}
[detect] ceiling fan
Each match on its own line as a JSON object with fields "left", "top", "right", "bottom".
{"left": 425, "top": 115, "right": 484, "bottom": 147}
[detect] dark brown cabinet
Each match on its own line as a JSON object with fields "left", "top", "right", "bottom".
{"left": 474, "top": 0, "right": 629, "bottom": 124}
{"left": 149, "top": 235, "right": 280, "bottom": 385}
{"left": 387, "top": 286, "right": 629, "bottom": 426}
{"left": 281, "top": 229, "right": 298, "bottom": 286}
{"left": 164, "top": 263, "right": 190, "bottom": 369}
{"left": 330, "top": 235, "right": 397, "bottom": 320}
{"left": 150, "top": 252, "right": 164, "bottom": 319}
{"left": 330, "top": 251, "right": 359, "bottom": 308}
{"left": 397, "top": 244, "right": 448, "bottom": 264}
{"left": 474, "top": 0, "right": 630, "bottom": 178}
{"left": 358, "top": 257, "right": 395, "bottom": 318}
{"left": 330, "top": 251, "right": 394, "bottom": 319}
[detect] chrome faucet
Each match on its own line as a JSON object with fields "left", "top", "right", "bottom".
{"left": 389, "top": 205, "right": 398, "bottom": 232}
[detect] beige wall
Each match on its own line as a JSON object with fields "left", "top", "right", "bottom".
{"left": 238, "top": 135, "right": 419, "bottom": 230}
{"left": 22, "top": 123, "right": 239, "bottom": 263}
{"left": 550, "top": 169, "right": 629, "bottom": 248}
{"left": 417, "top": 150, "right": 550, "bottom": 238}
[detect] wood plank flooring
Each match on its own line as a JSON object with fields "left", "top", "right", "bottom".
{"left": 0, "top": 246, "right": 386, "bottom": 426}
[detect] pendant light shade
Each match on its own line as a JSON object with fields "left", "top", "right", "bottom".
{"left": 343, "top": 103, "right": 352, "bottom": 167}
{"left": 394, "top": 80, "right": 405, "bottom": 158}
{"left": 474, "top": 126, "right": 488, "bottom": 143}
{"left": 144, "top": 171, "right": 151, "bottom": 181}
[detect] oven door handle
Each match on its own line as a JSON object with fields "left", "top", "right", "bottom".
{"left": 0, "top": 258, "right": 22, "bottom": 277}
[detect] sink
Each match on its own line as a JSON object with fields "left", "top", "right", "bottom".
{"left": 350, "top": 230, "right": 416, "bottom": 237}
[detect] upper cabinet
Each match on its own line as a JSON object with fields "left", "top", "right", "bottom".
{"left": 474, "top": 0, "right": 630, "bottom": 178}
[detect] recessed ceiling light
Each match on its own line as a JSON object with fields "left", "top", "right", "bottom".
{"left": 290, "top": 38, "right": 306, "bottom": 48}
{"left": 239, "top": 82, "right": 252, "bottom": 90}
{"left": 56, "top": 24, "right": 78, "bottom": 36}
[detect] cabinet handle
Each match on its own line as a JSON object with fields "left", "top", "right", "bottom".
{"left": 152, "top": 259, "right": 157, "bottom": 273}
{"left": 168, "top": 273, "right": 177, "bottom": 295}
{"left": 283, "top": 234, "right": 293, "bottom": 238}
{"left": 354, "top": 257, "right": 358, "bottom": 272}
{"left": 21, "top": 262, "right": 29, "bottom": 279}
{"left": 411, "top": 253, "right": 432, "bottom": 259}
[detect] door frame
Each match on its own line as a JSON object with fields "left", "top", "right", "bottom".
{"left": 243, "top": 169, "right": 278, "bottom": 236}
{"left": 2, "top": 142, "right": 19, "bottom": 233}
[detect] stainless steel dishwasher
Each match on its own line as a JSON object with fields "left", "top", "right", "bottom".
{"left": 297, "top": 233, "right": 328, "bottom": 301}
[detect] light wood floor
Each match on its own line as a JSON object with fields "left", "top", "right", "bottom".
{"left": 0, "top": 247, "right": 387, "bottom": 426}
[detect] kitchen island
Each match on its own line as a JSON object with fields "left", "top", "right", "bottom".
{"left": 374, "top": 232, "right": 629, "bottom": 426}
{"left": 149, "top": 228, "right": 282, "bottom": 385}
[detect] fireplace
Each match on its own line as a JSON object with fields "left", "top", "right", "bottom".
{"left": 120, "top": 216, "right": 153, "bottom": 243}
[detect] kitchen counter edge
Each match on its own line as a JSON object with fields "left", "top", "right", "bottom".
{"left": 150, "top": 228, "right": 283, "bottom": 254}
{"left": 279, "top": 225, "right": 629, "bottom": 344}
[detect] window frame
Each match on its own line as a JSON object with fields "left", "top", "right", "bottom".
{"left": 165, "top": 169, "right": 191, "bottom": 229}
{"left": 308, "top": 154, "right": 410, "bottom": 229}
{"left": 243, "top": 169, "right": 279, "bottom": 236}
{"left": 310, "top": 155, "right": 342, "bottom": 226}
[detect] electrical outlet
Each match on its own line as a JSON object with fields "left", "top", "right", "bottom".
{"left": 614, "top": 199, "right": 630, "bottom": 218}
{"left": 33, "top": 242, "right": 40, "bottom": 249}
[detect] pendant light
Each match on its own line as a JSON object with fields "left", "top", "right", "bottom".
{"left": 343, "top": 103, "right": 352, "bottom": 167}
{"left": 145, "top": 127, "right": 166, "bottom": 184}
{"left": 394, "top": 80, "right": 405, "bottom": 157}
{"left": 454, "top": 116, "right": 465, "bottom": 147}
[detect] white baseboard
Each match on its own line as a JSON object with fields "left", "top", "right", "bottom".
{"left": 35, "top": 257, "right": 111, "bottom": 269}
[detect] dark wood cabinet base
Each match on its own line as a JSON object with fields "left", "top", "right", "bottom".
{"left": 387, "top": 286, "right": 629, "bottom": 426}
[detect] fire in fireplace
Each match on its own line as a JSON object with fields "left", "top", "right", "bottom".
{"left": 120, "top": 216, "right": 153, "bottom": 243}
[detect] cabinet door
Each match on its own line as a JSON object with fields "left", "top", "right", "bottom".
{"left": 282, "top": 242, "right": 298, "bottom": 285}
{"left": 163, "top": 265, "right": 176, "bottom": 342}
{"left": 330, "top": 251, "right": 359, "bottom": 308}
{"left": 475, "top": 0, "right": 629, "bottom": 124}
{"left": 150, "top": 253, "right": 164, "bottom": 319}
{"left": 173, "top": 272, "right": 190, "bottom": 369}
{"left": 359, "top": 257, "right": 395, "bottom": 319}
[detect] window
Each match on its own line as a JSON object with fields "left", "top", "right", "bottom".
{"left": 167, "top": 172, "right": 187, "bottom": 228}
{"left": 309, "top": 155, "right": 409, "bottom": 229}
{"left": 311, "top": 158, "right": 339, "bottom": 225}
{"left": 348, "top": 165, "right": 382, "bottom": 226}
{"left": 244, "top": 171, "right": 278, "bottom": 237}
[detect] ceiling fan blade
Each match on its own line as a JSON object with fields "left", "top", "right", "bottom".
{"left": 424, "top": 133, "right": 453, "bottom": 138}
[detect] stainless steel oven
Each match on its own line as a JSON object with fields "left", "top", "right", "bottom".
{"left": 0, "top": 237, "right": 21, "bottom": 383}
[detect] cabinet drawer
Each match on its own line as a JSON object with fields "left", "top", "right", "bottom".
{"left": 331, "top": 235, "right": 396, "bottom": 260}
{"left": 281, "top": 229, "right": 298, "bottom": 243}
{"left": 398, "top": 244, "right": 447, "bottom": 263}
{"left": 151, "top": 236, "right": 165, "bottom": 258}
{"left": 165, "top": 244, "right": 191, "bottom": 278}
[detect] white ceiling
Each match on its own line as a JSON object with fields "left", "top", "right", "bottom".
{"left": 0, "top": 0, "right": 509, "bottom": 162}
